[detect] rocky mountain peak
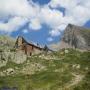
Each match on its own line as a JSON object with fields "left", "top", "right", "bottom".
{"left": 50, "top": 24, "right": 90, "bottom": 51}
{"left": 61, "top": 24, "right": 90, "bottom": 50}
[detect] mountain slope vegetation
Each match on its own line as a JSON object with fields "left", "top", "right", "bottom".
{"left": 0, "top": 30, "right": 90, "bottom": 90}
{"left": 0, "top": 47, "right": 90, "bottom": 90}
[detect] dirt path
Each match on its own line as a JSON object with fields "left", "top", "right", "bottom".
{"left": 63, "top": 73, "right": 84, "bottom": 89}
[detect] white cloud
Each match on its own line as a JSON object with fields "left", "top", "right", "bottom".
{"left": 49, "top": 0, "right": 78, "bottom": 9}
{"left": 22, "top": 29, "right": 28, "bottom": 34}
{"left": 0, "top": 0, "right": 40, "bottom": 33}
{"left": 68, "top": 5, "right": 90, "bottom": 25}
{"left": 47, "top": 37, "right": 53, "bottom": 42}
{"left": 0, "top": 0, "right": 90, "bottom": 37}
{"left": 0, "top": 17, "right": 27, "bottom": 33}
{"left": 0, "top": 0, "right": 38, "bottom": 18}
{"left": 47, "top": 0, "right": 90, "bottom": 36}
{"left": 29, "top": 18, "right": 42, "bottom": 30}
{"left": 49, "top": 29, "right": 61, "bottom": 37}
{"left": 40, "top": 6, "right": 63, "bottom": 28}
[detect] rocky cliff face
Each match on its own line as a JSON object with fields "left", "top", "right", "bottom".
{"left": 50, "top": 24, "right": 90, "bottom": 51}
{"left": 60, "top": 24, "right": 90, "bottom": 50}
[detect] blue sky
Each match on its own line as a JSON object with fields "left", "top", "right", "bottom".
{"left": 32, "top": 0, "right": 50, "bottom": 5}
{"left": 0, "top": 0, "right": 90, "bottom": 45}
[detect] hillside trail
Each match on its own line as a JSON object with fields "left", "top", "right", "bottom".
{"left": 63, "top": 73, "right": 84, "bottom": 90}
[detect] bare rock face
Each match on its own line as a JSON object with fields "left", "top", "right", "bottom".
{"left": 0, "top": 51, "right": 27, "bottom": 67}
{"left": 11, "top": 51, "right": 27, "bottom": 64}
{"left": 50, "top": 24, "right": 90, "bottom": 51}
{"left": 60, "top": 24, "right": 90, "bottom": 50}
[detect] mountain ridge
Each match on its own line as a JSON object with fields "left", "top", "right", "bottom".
{"left": 50, "top": 24, "right": 90, "bottom": 51}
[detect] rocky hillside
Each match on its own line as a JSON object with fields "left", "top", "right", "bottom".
{"left": 0, "top": 49, "right": 90, "bottom": 90}
{"left": 0, "top": 35, "right": 27, "bottom": 67}
{"left": 0, "top": 35, "right": 90, "bottom": 90}
{"left": 50, "top": 24, "right": 90, "bottom": 51}
{"left": 0, "top": 35, "right": 15, "bottom": 50}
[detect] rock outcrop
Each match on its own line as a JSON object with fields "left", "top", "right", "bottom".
{"left": 0, "top": 36, "right": 27, "bottom": 67}
{"left": 60, "top": 24, "right": 90, "bottom": 50}
{"left": 0, "top": 51, "right": 27, "bottom": 67}
{"left": 50, "top": 24, "right": 90, "bottom": 51}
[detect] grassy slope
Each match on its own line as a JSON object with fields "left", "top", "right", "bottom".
{"left": 0, "top": 49, "right": 90, "bottom": 90}
{"left": 0, "top": 35, "right": 15, "bottom": 50}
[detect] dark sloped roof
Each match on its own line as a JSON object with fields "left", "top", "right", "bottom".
{"left": 15, "top": 36, "right": 43, "bottom": 50}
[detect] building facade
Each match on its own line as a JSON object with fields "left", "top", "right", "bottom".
{"left": 15, "top": 36, "right": 43, "bottom": 56}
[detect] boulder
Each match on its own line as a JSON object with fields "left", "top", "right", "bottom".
{"left": 10, "top": 51, "right": 27, "bottom": 64}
